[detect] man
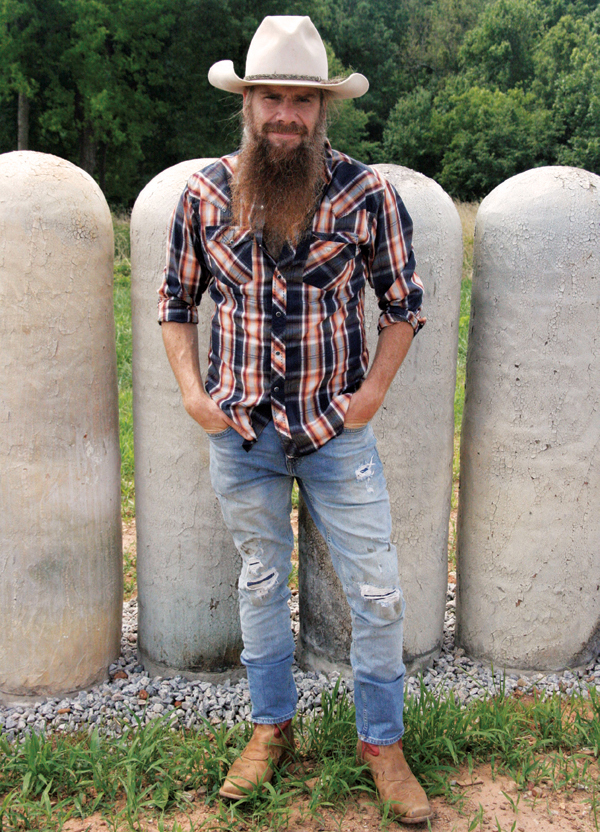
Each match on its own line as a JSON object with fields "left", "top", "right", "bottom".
{"left": 158, "top": 15, "right": 431, "bottom": 825}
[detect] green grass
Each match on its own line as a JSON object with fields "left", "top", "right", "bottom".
{"left": 0, "top": 685, "right": 598, "bottom": 831}
{"left": 113, "top": 213, "right": 134, "bottom": 519}
{"left": 454, "top": 202, "right": 476, "bottom": 436}
{"left": 446, "top": 203, "right": 476, "bottom": 563}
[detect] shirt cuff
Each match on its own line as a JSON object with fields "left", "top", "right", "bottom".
{"left": 157, "top": 298, "right": 199, "bottom": 325}
{"left": 378, "top": 308, "right": 426, "bottom": 335}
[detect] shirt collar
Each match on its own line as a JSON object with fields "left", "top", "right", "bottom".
{"left": 323, "top": 139, "right": 334, "bottom": 187}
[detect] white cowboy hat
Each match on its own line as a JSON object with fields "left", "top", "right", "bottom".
{"left": 208, "top": 16, "right": 369, "bottom": 100}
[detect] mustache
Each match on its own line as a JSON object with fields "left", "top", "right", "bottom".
{"left": 262, "top": 121, "right": 308, "bottom": 135}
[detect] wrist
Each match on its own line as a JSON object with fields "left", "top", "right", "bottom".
{"left": 182, "top": 385, "right": 210, "bottom": 414}
{"left": 360, "top": 376, "right": 385, "bottom": 409}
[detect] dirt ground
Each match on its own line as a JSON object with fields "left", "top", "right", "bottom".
{"left": 122, "top": 523, "right": 136, "bottom": 553}
{"left": 61, "top": 759, "right": 599, "bottom": 831}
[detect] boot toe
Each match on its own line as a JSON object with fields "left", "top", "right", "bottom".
{"left": 219, "top": 722, "right": 294, "bottom": 800}
{"left": 358, "top": 739, "right": 433, "bottom": 824}
{"left": 391, "top": 798, "right": 433, "bottom": 823}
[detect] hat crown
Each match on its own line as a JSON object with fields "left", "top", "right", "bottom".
{"left": 245, "top": 16, "right": 328, "bottom": 81}
{"left": 207, "top": 15, "right": 368, "bottom": 100}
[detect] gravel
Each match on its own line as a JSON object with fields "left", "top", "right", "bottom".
{"left": 1, "top": 582, "right": 599, "bottom": 742}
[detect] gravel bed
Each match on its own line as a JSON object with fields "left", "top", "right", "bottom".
{"left": 1, "top": 582, "right": 599, "bottom": 742}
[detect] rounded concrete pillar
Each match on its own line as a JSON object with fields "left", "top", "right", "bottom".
{"left": 298, "top": 165, "right": 463, "bottom": 675}
{"left": 456, "top": 166, "right": 600, "bottom": 671}
{"left": 0, "top": 151, "right": 122, "bottom": 702}
{"left": 131, "top": 159, "right": 244, "bottom": 680}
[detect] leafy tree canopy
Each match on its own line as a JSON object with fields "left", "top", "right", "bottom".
{"left": 2, "top": 0, "right": 600, "bottom": 203}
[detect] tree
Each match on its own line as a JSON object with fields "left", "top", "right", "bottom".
{"left": 37, "top": 0, "right": 177, "bottom": 199}
{"left": 434, "top": 84, "right": 555, "bottom": 199}
{"left": 531, "top": 12, "right": 600, "bottom": 173}
{"left": 425, "top": 0, "right": 490, "bottom": 76}
{"left": 383, "top": 87, "right": 440, "bottom": 178}
{"left": 0, "top": 0, "right": 66, "bottom": 149}
{"left": 4, "top": 0, "right": 600, "bottom": 203}
{"left": 552, "top": 38, "right": 600, "bottom": 172}
{"left": 324, "top": 44, "right": 380, "bottom": 161}
{"left": 459, "top": 0, "right": 544, "bottom": 90}
{"left": 311, "top": 0, "right": 417, "bottom": 142}
{"left": 532, "top": 13, "right": 595, "bottom": 104}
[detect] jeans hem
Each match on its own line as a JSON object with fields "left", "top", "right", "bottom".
{"left": 251, "top": 710, "right": 296, "bottom": 726}
{"left": 357, "top": 730, "right": 404, "bottom": 746}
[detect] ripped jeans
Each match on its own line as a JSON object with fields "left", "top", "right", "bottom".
{"left": 208, "top": 420, "right": 406, "bottom": 745}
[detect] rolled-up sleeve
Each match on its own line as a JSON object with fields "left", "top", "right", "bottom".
{"left": 157, "top": 188, "right": 209, "bottom": 324}
{"left": 369, "top": 179, "right": 425, "bottom": 335}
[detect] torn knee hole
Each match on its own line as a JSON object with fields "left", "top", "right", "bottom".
{"left": 243, "top": 556, "right": 279, "bottom": 598}
{"left": 360, "top": 584, "right": 403, "bottom": 618}
{"left": 360, "top": 584, "right": 400, "bottom": 604}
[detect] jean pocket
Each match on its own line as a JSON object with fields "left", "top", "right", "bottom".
{"left": 343, "top": 423, "right": 370, "bottom": 434}
{"left": 206, "top": 426, "right": 234, "bottom": 439}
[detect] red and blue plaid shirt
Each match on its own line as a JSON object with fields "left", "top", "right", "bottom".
{"left": 158, "top": 143, "right": 425, "bottom": 457}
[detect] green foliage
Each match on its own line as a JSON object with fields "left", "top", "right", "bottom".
{"left": 113, "top": 213, "right": 135, "bottom": 516}
{"left": 425, "top": 0, "right": 490, "bottom": 75}
{"left": 324, "top": 43, "right": 380, "bottom": 161}
{"left": 383, "top": 87, "right": 439, "bottom": 178}
{"left": 455, "top": 274, "right": 473, "bottom": 432}
{"left": 535, "top": 13, "right": 600, "bottom": 172}
{"left": 385, "top": 82, "right": 556, "bottom": 200}
{"left": 458, "top": 0, "right": 544, "bottom": 90}
{"left": 435, "top": 84, "right": 556, "bottom": 200}
{"left": 382, "top": 0, "right": 600, "bottom": 199}
{"left": 3, "top": 0, "right": 600, "bottom": 202}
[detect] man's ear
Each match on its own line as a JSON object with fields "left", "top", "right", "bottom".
{"left": 242, "top": 88, "right": 251, "bottom": 114}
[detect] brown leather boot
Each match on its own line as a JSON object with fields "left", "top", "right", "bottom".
{"left": 219, "top": 721, "right": 294, "bottom": 799}
{"left": 358, "top": 739, "right": 433, "bottom": 824}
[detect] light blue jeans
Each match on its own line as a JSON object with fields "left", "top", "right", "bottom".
{"left": 208, "top": 421, "right": 406, "bottom": 745}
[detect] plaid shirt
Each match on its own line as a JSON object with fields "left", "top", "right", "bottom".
{"left": 158, "top": 143, "right": 425, "bottom": 457}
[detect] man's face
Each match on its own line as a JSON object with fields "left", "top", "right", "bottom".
{"left": 244, "top": 84, "right": 324, "bottom": 150}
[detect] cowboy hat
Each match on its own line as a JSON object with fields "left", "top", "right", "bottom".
{"left": 208, "top": 16, "right": 369, "bottom": 100}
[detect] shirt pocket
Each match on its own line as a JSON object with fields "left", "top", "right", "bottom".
{"left": 303, "top": 235, "right": 361, "bottom": 291}
{"left": 303, "top": 204, "right": 369, "bottom": 291}
{"left": 204, "top": 225, "right": 254, "bottom": 288}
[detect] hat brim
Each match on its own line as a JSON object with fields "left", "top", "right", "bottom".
{"left": 208, "top": 60, "right": 369, "bottom": 100}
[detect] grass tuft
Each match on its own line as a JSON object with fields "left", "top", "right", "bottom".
{"left": 1, "top": 688, "right": 599, "bottom": 830}
{"left": 113, "top": 212, "right": 135, "bottom": 518}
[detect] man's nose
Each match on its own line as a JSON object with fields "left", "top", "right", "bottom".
{"left": 275, "top": 99, "right": 297, "bottom": 121}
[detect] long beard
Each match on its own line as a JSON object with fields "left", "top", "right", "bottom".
{"left": 231, "top": 109, "right": 327, "bottom": 255}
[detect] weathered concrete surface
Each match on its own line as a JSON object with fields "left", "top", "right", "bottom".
{"left": 456, "top": 166, "right": 600, "bottom": 671}
{"left": 298, "top": 165, "right": 463, "bottom": 675}
{"left": 131, "top": 160, "right": 244, "bottom": 681}
{"left": 0, "top": 151, "right": 122, "bottom": 702}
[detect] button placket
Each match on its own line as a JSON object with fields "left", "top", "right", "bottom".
{"left": 271, "top": 270, "right": 286, "bottom": 380}
{"left": 270, "top": 268, "right": 290, "bottom": 437}
{"left": 269, "top": 237, "right": 312, "bottom": 449}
